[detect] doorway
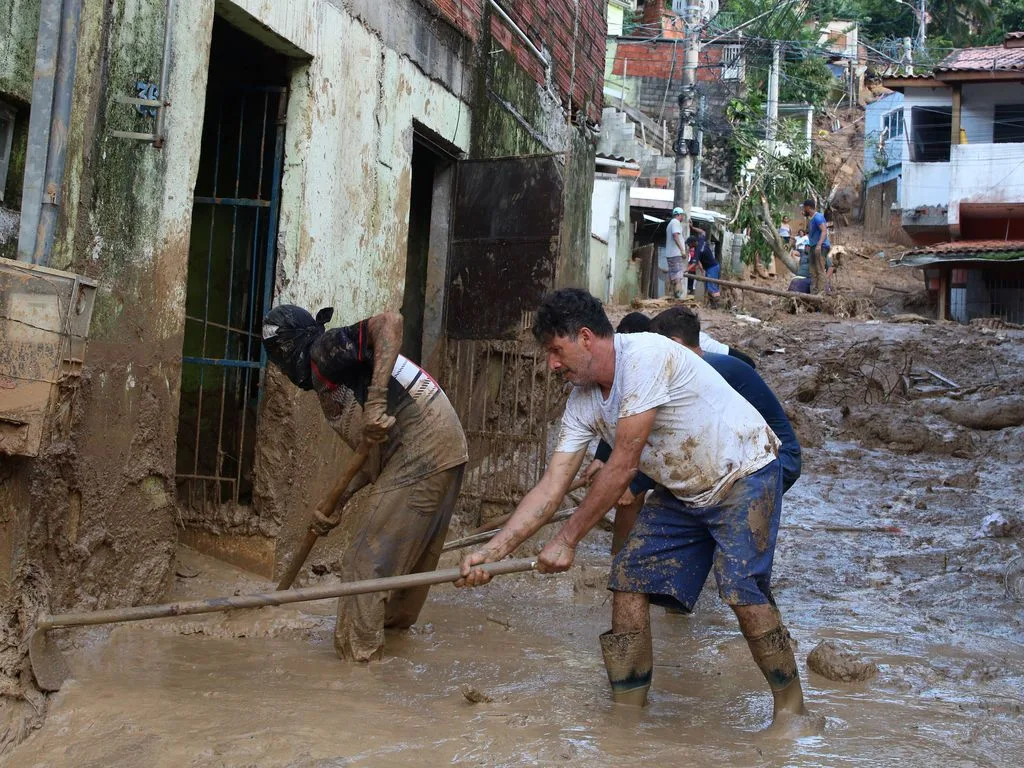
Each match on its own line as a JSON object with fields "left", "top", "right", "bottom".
{"left": 401, "top": 129, "right": 456, "bottom": 365}
{"left": 175, "top": 18, "right": 289, "bottom": 515}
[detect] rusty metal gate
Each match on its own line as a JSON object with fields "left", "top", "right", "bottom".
{"left": 439, "top": 321, "right": 568, "bottom": 523}
{"left": 174, "top": 85, "right": 286, "bottom": 513}
{"left": 441, "top": 155, "right": 568, "bottom": 520}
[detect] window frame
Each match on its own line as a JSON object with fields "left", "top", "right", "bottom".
{"left": 909, "top": 106, "right": 952, "bottom": 163}
{"left": 993, "top": 103, "right": 1024, "bottom": 144}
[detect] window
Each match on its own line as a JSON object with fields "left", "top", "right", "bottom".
{"left": 910, "top": 106, "right": 951, "bottom": 163}
{"left": 722, "top": 44, "right": 743, "bottom": 81}
{"left": 883, "top": 109, "right": 904, "bottom": 138}
{"left": 994, "top": 104, "right": 1024, "bottom": 144}
{"left": 0, "top": 101, "right": 15, "bottom": 203}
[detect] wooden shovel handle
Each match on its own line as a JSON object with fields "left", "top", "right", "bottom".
{"left": 277, "top": 442, "right": 371, "bottom": 590}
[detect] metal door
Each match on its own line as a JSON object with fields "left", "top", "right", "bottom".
{"left": 440, "top": 155, "right": 568, "bottom": 521}
{"left": 175, "top": 86, "right": 286, "bottom": 512}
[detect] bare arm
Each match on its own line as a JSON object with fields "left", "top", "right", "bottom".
{"left": 537, "top": 409, "right": 656, "bottom": 573}
{"left": 365, "top": 312, "right": 403, "bottom": 391}
{"left": 672, "top": 232, "right": 685, "bottom": 256}
{"left": 456, "top": 448, "right": 586, "bottom": 586}
{"left": 362, "top": 312, "right": 402, "bottom": 441}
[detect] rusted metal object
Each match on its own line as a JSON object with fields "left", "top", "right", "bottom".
{"left": 30, "top": 557, "right": 538, "bottom": 692}
{"left": 445, "top": 155, "right": 564, "bottom": 340}
{"left": 276, "top": 441, "right": 371, "bottom": 590}
{"left": 440, "top": 332, "right": 568, "bottom": 525}
{"left": 0, "top": 261, "right": 97, "bottom": 456}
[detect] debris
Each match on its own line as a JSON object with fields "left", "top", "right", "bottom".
{"left": 890, "top": 314, "right": 935, "bottom": 324}
{"left": 925, "top": 369, "right": 960, "bottom": 389}
{"left": 974, "top": 513, "right": 1012, "bottom": 539}
{"left": 486, "top": 615, "right": 512, "bottom": 630}
{"left": 175, "top": 566, "right": 200, "bottom": 579}
{"left": 462, "top": 686, "right": 494, "bottom": 704}
{"left": 1006, "top": 556, "right": 1024, "bottom": 603}
{"left": 806, "top": 640, "right": 879, "bottom": 683}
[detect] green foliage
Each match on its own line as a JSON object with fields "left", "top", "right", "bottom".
{"left": 726, "top": 98, "right": 827, "bottom": 268}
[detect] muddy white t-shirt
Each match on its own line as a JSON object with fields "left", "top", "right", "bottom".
{"left": 699, "top": 332, "right": 729, "bottom": 356}
{"left": 555, "top": 333, "right": 779, "bottom": 506}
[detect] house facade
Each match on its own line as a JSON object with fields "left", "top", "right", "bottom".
{"left": 0, "top": 0, "right": 607, "bottom": 713}
{"left": 863, "top": 90, "right": 906, "bottom": 241}
{"left": 885, "top": 34, "right": 1024, "bottom": 323}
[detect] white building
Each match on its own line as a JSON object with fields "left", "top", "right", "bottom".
{"left": 885, "top": 34, "right": 1024, "bottom": 243}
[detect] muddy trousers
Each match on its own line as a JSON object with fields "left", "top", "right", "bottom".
{"left": 334, "top": 464, "right": 465, "bottom": 662}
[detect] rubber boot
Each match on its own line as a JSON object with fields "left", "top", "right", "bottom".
{"left": 745, "top": 624, "right": 806, "bottom": 717}
{"left": 599, "top": 629, "right": 653, "bottom": 707}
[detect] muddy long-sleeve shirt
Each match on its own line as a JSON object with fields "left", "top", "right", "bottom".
{"left": 309, "top": 319, "right": 467, "bottom": 491}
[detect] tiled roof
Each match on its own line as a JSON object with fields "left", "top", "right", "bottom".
{"left": 936, "top": 45, "right": 1024, "bottom": 72}
{"left": 904, "top": 240, "right": 1024, "bottom": 256}
{"left": 895, "top": 240, "right": 1024, "bottom": 267}
{"left": 1005, "top": 31, "right": 1024, "bottom": 40}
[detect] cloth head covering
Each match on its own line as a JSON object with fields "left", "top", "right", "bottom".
{"left": 262, "top": 305, "right": 334, "bottom": 390}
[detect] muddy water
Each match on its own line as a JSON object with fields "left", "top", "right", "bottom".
{"left": 7, "top": 315, "right": 1024, "bottom": 768}
{"left": 7, "top": 485, "right": 1024, "bottom": 768}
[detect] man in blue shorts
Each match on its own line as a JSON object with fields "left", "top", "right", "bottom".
{"left": 457, "top": 289, "right": 808, "bottom": 729}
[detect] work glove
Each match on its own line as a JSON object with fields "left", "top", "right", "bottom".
{"left": 362, "top": 385, "right": 395, "bottom": 443}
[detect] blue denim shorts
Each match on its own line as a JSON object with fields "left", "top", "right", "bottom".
{"left": 608, "top": 460, "right": 783, "bottom": 612}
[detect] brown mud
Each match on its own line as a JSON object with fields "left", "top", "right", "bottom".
{"left": 5, "top": 270, "right": 1024, "bottom": 765}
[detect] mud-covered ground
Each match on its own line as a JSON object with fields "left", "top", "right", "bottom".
{"left": 5, "top": 281, "right": 1024, "bottom": 766}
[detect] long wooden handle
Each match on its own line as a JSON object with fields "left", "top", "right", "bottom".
{"left": 277, "top": 442, "right": 371, "bottom": 590}
{"left": 39, "top": 559, "right": 537, "bottom": 631}
{"left": 463, "top": 476, "right": 589, "bottom": 537}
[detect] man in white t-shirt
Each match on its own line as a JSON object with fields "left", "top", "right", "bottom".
{"left": 664, "top": 207, "right": 687, "bottom": 298}
{"left": 456, "top": 289, "right": 808, "bottom": 729}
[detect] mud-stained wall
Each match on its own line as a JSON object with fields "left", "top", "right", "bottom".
{"left": 212, "top": 0, "right": 475, "bottom": 575}
{"left": 1, "top": 0, "right": 214, "bottom": 723}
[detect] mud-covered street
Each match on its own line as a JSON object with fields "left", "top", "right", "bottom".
{"left": 6, "top": 310, "right": 1023, "bottom": 768}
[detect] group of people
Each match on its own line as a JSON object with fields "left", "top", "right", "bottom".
{"left": 261, "top": 285, "right": 808, "bottom": 732}
{"left": 665, "top": 206, "right": 721, "bottom": 305}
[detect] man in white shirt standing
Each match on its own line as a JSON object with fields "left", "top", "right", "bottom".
{"left": 457, "top": 289, "right": 808, "bottom": 731}
{"left": 664, "top": 207, "right": 687, "bottom": 298}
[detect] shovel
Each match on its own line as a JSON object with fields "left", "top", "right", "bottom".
{"left": 277, "top": 441, "right": 372, "bottom": 590}
{"left": 30, "top": 557, "right": 537, "bottom": 692}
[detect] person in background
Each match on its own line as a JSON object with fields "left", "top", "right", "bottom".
{"left": 778, "top": 216, "right": 791, "bottom": 247}
{"left": 665, "top": 207, "right": 687, "bottom": 298}
{"left": 801, "top": 200, "right": 831, "bottom": 293}
{"left": 686, "top": 224, "right": 721, "bottom": 308}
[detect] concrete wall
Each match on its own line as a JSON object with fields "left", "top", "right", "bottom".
{"left": 901, "top": 87, "right": 952, "bottom": 211}
{"left": 960, "top": 82, "right": 1024, "bottom": 144}
{"left": 864, "top": 91, "right": 903, "bottom": 180}
{"left": 948, "top": 142, "right": 1024, "bottom": 227}
{"left": 1, "top": 3, "right": 604, "bottom": 729}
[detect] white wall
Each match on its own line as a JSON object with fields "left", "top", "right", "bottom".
{"left": 901, "top": 86, "right": 952, "bottom": 210}
{"left": 961, "top": 82, "right": 1024, "bottom": 144}
{"left": 948, "top": 142, "right": 1024, "bottom": 225}
{"left": 227, "top": 0, "right": 472, "bottom": 321}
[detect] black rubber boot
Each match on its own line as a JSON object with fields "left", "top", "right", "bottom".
{"left": 599, "top": 629, "right": 653, "bottom": 706}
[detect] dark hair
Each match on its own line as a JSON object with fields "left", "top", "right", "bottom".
{"left": 616, "top": 312, "right": 650, "bottom": 334}
{"left": 533, "top": 288, "right": 613, "bottom": 343}
{"left": 650, "top": 305, "right": 701, "bottom": 347}
{"left": 685, "top": 235, "right": 698, "bottom": 247}
{"left": 803, "top": 199, "right": 816, "bottom": 209}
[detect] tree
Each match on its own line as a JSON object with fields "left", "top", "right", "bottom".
{"left": 726, "top": 99, "right": 828, "bottom": 282}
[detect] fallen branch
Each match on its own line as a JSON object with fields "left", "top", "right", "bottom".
{"left": 689, "top": 274, "right": 827, "bottom": 304}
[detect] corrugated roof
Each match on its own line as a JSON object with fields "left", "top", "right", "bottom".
{"left": 1005, "top": 31, "right": 1024, "bottom": 40}
{"left": 894, "top": 240, "right": 1024, "bottom": 267}
{"left": 936, "top": 45, "right": 1024, "bottom": 72}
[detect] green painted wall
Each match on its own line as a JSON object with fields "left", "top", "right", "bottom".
{"left": 0, "top": 0, "right": 38, "bottom": 103}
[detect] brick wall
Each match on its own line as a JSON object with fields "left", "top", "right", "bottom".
{"left": 611, "top": 41, "right": 729, "bottom": 84}
{"left": 424, "top": 0, "right": 485, "bottom": 41}
{"left": 424, "top": 0, "right": 606, "bottom": 123}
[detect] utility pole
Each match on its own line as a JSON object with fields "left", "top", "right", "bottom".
{"left": 692, "top": 92, "right": 706, "bottom": 206}
{"left": 917, "top": 0, "right": 927, "bottom": 53}
{"left": 765, "top": 40, "right": 780, "bottom": 145}
{"left": 673, "top": 2, "right": 702, "bottom": 229}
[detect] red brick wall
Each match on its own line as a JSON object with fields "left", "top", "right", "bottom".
{"left": 424, "top": 1, "right": 606, "bottom": 123}
{"left": 489, "top": 1, "right": 606, "bottom": 123}
{"left": 425, "top": 0, "right": 485, "bottom": 41}
{"left": 611, "top": 41, "right": 727, "bottom": 83}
